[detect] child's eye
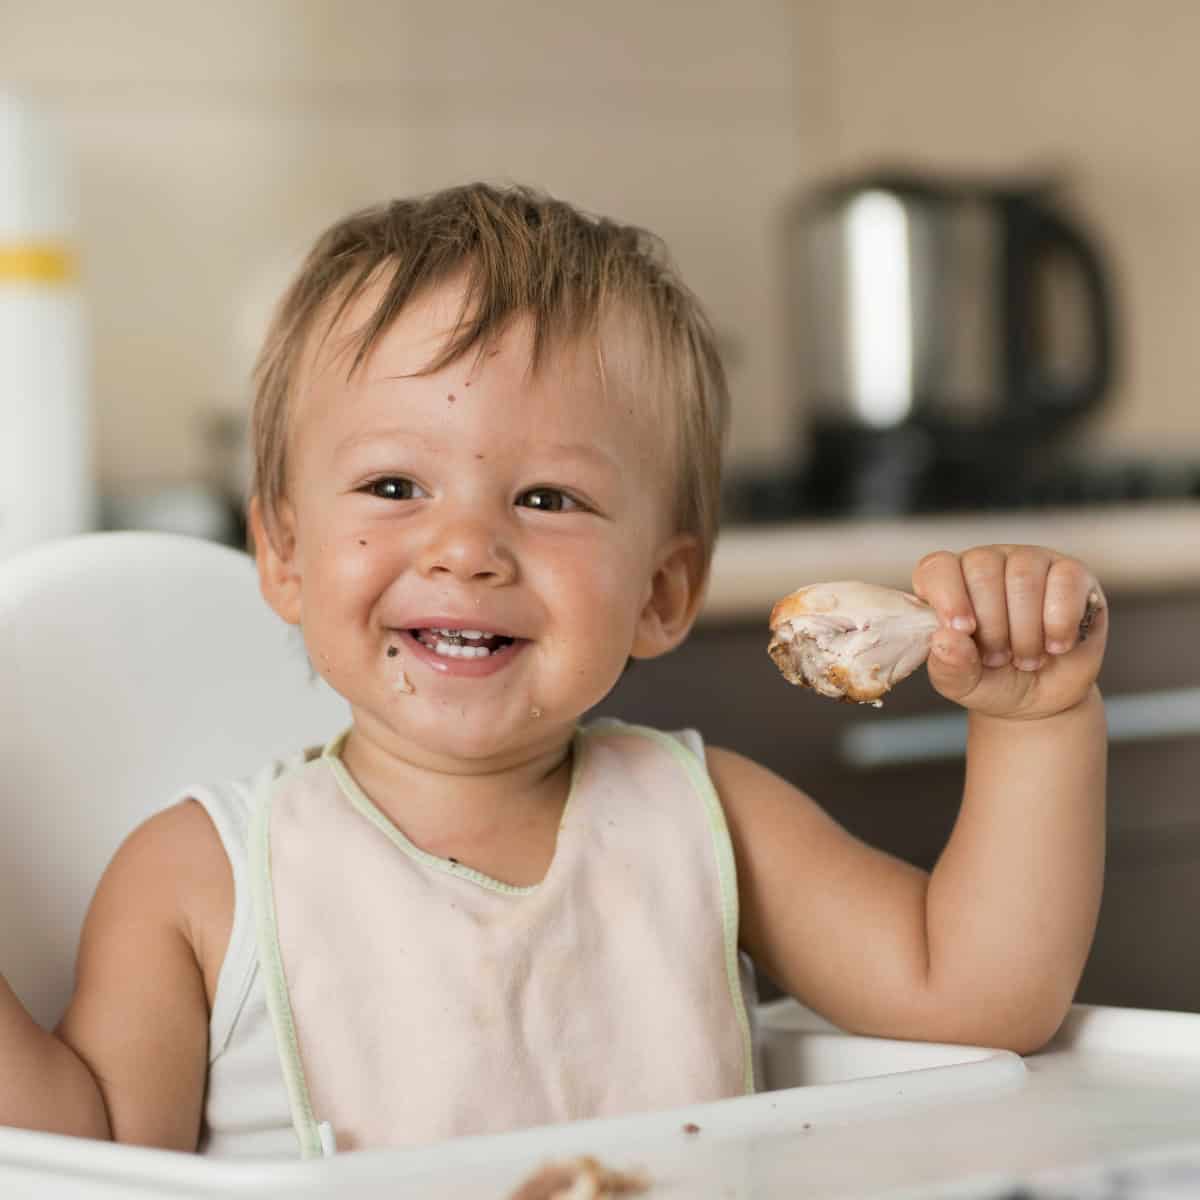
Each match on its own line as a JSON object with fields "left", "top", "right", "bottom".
{"left": 364, "top": 477, "right": 426, "bottom": 501}
{"left": 518, "top": 487, "right": 583, "bottom": 513}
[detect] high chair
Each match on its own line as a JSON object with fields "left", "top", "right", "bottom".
{"left": 0, "top": 531, "right": 348, "bottom": 1030}
{"left": 2, "top": 532, "right": 1197, "bottom": 1199}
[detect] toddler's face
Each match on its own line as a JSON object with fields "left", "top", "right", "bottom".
{"left": 257, "top": 279, "right": 697, "bottom": 768}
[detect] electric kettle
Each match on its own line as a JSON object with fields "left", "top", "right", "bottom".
{"left": 785, "top": 169, "right": 1117, "bottom": 512}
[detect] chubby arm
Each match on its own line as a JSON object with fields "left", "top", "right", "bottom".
{"left": 0, "top": 974, "right": 109, "bottom": 1137}
{"left": 1, "top": 801, "right": 228, "bottom": 1148}
{"left": 712, "top": 694, "right": 1104, "bottom": 1053}
{"left": 718, "top": 546, "right": 1107, "bottom": 1054}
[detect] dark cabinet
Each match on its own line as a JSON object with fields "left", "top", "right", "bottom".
{"left": 596, "top": 590, "right": 1200, "bottom": 1013}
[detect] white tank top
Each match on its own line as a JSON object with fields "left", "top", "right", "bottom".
{"left": 191, "top": 721, "right": 757, "bottom": 1158}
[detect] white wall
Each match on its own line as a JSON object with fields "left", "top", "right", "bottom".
{"left": 1, "top": 0, "right": 810, "bottom": 489}
{"left": 2, "top": 1, "right": 1196, "bottom": 493}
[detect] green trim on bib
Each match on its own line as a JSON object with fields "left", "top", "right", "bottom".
{"left": 322, "top": 728, "right": 584, "bottom": 896}
{"left": 248, "top": 761, "right": 324, "bottom": 1159}
{"left": 584, "top": 721, "right": 757, "bottom": 1095}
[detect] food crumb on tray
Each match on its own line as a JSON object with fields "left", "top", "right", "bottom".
{"left": 507, "top": 1155, "right": 650, "bottom": 1199}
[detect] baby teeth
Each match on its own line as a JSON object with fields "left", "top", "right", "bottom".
{"left": 434, "top": 640, "right": 492, "bottom": 658}
{"left": 416, "top": 627, "right": 509, "bottom": 657}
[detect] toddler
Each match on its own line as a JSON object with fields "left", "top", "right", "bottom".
{"left": 0, "top": 183, "right": 1108, "bottom": 1157}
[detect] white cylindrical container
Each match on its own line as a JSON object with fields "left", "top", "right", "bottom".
{"left": 0, "top": 93, "right": 94, "bottom": 559}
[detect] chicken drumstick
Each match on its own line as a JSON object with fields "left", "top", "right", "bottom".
{"left": 767, "top": 581, "right": 939, "bottom": 706}
{"left": 768, "top": 580, "right": 1102, "bottom": 706}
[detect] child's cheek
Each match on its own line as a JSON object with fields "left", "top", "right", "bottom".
{"left": 561, "top": 545, "right": 636, "bottom": 615}
{"left": 327, "top": 530, "right": 390, "bottom": 590}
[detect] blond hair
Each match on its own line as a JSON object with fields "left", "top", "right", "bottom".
{"left": 251, "top": 183, "right": 730, "bottom": 570}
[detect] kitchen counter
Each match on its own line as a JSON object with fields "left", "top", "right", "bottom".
{"left": 702, "top": 501, "right": 1200, "bottom": 622}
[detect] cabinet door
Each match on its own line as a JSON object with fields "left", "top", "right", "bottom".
{"left": 1082, "top": 829, "right": 1200, "bottom": 1010}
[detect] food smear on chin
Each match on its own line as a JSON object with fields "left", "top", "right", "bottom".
{"left": 767, "top": 581, "right": 939, "bottom": 706}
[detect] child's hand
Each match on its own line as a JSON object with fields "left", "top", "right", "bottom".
{"left": 912, "top": 545, "right": 1106, "bottom": 720}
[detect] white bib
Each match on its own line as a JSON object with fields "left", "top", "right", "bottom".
{"left": 249, "top": 720, "right": 754, "bottom": 1155}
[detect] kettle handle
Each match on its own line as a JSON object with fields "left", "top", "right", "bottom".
{"left": 1002, "top": 196, "right": 1116, "bottom": 427}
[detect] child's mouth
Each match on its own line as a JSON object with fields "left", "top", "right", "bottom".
{"left": 410, "top": 628, "right": 516, "bottom": 660}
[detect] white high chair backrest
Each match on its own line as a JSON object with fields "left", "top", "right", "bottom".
{"left": 0, "top": 532, "right": 349, "bottom": 1029}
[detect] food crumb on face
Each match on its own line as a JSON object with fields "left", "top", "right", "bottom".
{"left": 386, "top": 645, "right": 399, "bottom": 658}
{"left": 394, "top": 670, "right": 414, "bottom": 694}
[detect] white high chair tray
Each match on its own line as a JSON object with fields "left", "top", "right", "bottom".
{"left": 1, "top": 1000, "right": 1199, "bottom": 1199}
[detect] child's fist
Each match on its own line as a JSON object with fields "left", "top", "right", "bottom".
{"left": 912, "top": 546, "right": 1106, "bottom": 720}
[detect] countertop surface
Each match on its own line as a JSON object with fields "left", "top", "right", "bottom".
{"left": 702, "top": 501, "right": 1200, "bottom": 623}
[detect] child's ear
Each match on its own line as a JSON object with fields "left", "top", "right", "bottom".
{"left": 248, "top": 496, "right": 302, "bottom": 627}
{"left": 631, "top": 533, "right": 706, "bottom": 660}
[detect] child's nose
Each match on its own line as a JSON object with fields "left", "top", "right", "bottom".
{"left": 417, "top": 513, "right": 517, "bottom": 585}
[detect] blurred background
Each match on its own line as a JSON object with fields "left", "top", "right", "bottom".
{"left": 3, "top": 0, "right": 1200, "bottom": 540}
{"left": 2, "top": 2, "right": 1199, "bottom": 1011}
